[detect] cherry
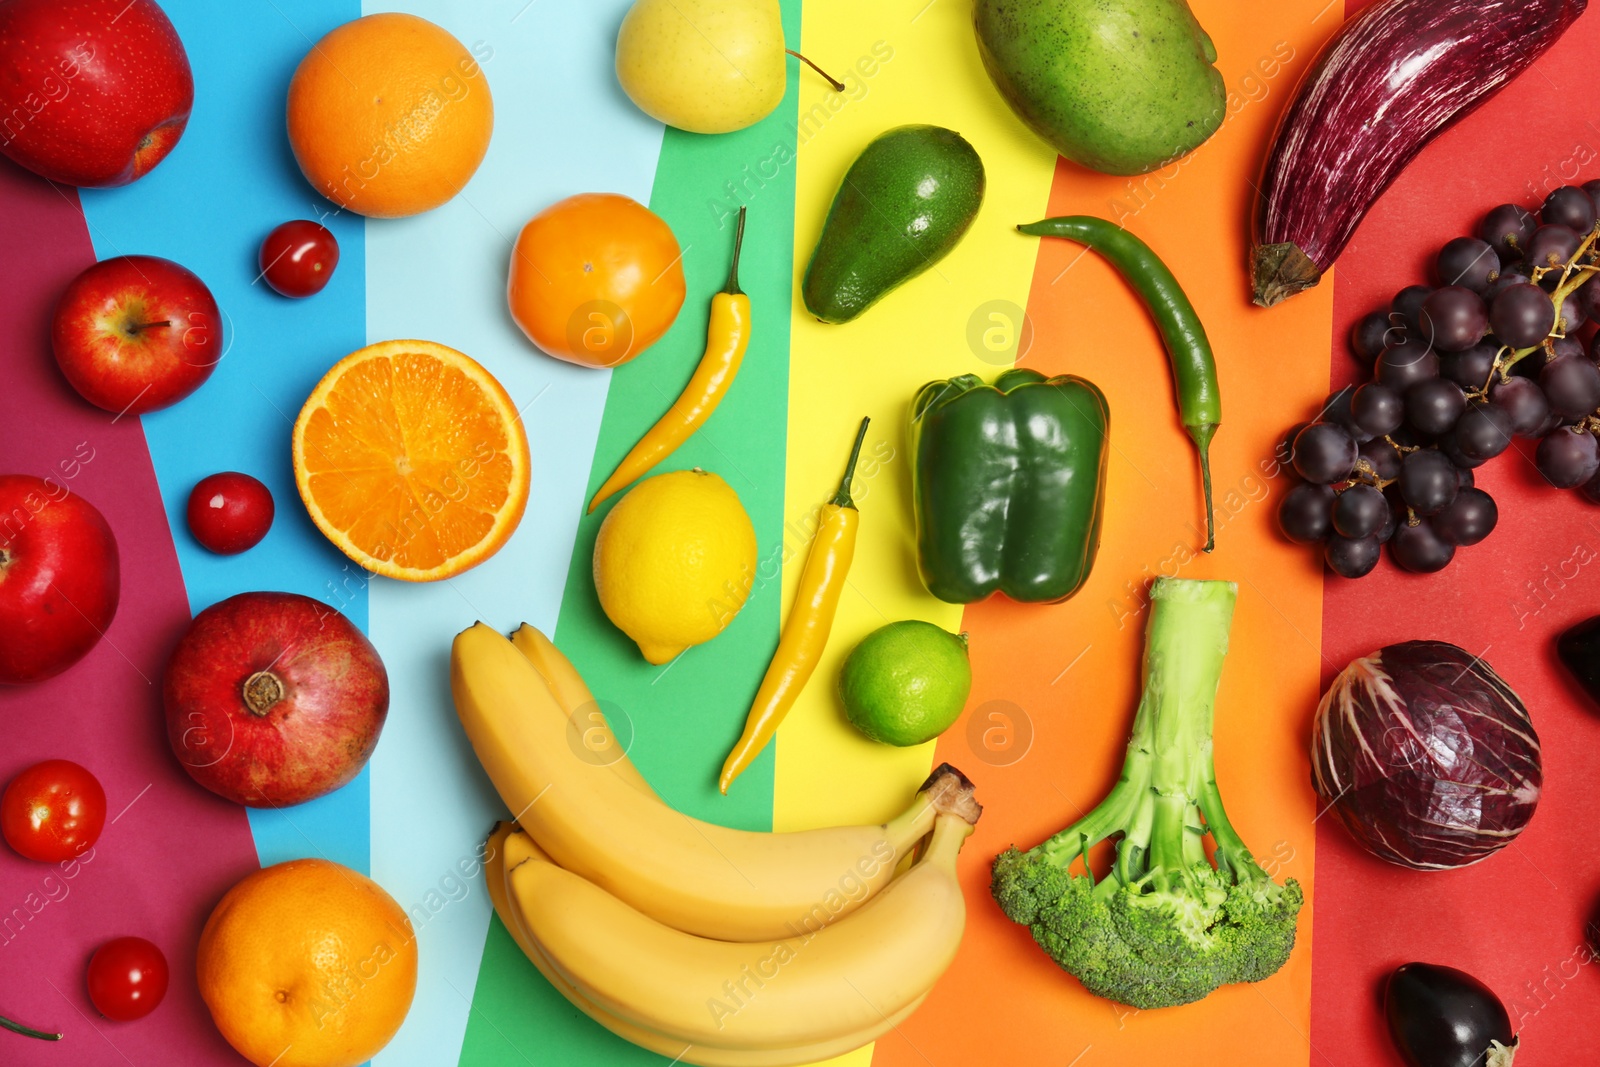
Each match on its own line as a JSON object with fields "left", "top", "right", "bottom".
{"left": 186, "top": 473, "right": 274, "bottom": 555}
{"left": 259, "top": 220, "right": 339, "bottom": 298}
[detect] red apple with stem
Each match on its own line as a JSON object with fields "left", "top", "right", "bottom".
{"left": 52, "top": 255, "right": 223, "bottom": 415}
{"left": 0, "top": 475, "right": 120, "bottom": 685}
{"left": 164, "top": 592, "right": 389, "bottom": 807}
{"left": 0, "top": 0, "right": 194, "bottom": 187}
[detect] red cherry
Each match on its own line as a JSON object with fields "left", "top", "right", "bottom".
{"left": 186, "top": 473, "right": 274, "bottom": 555}
{"left": 86, "top": 937, "right": 168, "bottom": 1021}
{"left": 259, "top": 221, "right": 339, "bottom": 298}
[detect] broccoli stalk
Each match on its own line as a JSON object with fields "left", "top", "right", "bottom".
{"left": 992, "top": 577, "right": 1303, "bottom": 1010}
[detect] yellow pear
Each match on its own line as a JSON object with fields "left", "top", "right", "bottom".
{"left": 615, "top": 0, "right": 787, "bottom": 134}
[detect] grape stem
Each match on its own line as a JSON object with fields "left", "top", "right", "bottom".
{"left": 1491, "top": 341, "right": 1545, "bottom": 386}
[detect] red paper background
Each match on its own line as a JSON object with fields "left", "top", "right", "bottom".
{"left": 0, "top": 159, "right": 259, "bottom": 1061}
{"left": 1311, "top": 0, "right": 1600, "bottom": 1060}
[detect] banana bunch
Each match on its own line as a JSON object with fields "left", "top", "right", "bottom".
{"left": 453, "top": 623, "right": 984, "bottom": 1066}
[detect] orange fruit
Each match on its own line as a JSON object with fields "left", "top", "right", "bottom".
{"left": 508, "top": 192, "right": 686, "bottom": 368}
{"left": 292, "top": 339, "right": 530, "bottom": 582}
{"left": 197, "top": 859, "right": 417, "bottom": 1067}
{"left": 286, "top": 13, "right": 493, "bottom": 218}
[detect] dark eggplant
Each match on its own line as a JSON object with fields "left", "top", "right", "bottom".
{"left": 1556, "top": 614, "right": 1600, "bottom": 708}
{"left": 1385, "top": 963, "right": 1517, "bottom": 1067}
{"left": 1252, "top": 0, "right": 1586, "bottom": 307}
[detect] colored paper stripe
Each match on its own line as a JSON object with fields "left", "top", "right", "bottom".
{"left": 1310, "top": 1, "right": 1600, "bottom": 1059}
{"left": 772, "top": 0, "right": 1057, "bottom": 841}
{"left": 456, "top": 1, "right": 802, "bottom": 1063}
{"left": 76, "top": 0, "right": 372, "bottom": 876}
{"left": 879, "top": 2, "right": 1335, "bottom": 1063}
{"left": 356, "top": 2, "right": 667, "bottom": 1064}
{"left": 0, "top": 162, "right": 258, "bottom": 1066}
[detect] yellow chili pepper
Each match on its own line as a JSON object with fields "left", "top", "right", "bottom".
{"left": 719, "top": 417, "right": 870, "bottom": 794}
{"left": 588, "top": 206, "right": 752, "bottom": 514}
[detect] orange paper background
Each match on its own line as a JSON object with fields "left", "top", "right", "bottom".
{"left": 878, "top": 3, "right": 1338, "bottom": 1063}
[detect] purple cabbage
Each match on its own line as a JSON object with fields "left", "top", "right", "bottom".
{"left": 1311, "top": 640, "right": 1541, "bottom": 870}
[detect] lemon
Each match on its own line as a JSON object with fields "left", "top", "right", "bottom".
{"left": 594, "top": 469, "right": 757, "bottom": 664}
{"left": 839, "top": 621, "right": 972, "bottom": 747}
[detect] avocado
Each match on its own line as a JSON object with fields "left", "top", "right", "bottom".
{"left": 974, "top": 0, "right": 1226, "bottom": 176}
{"left": 802, "top": 125, "right": 985, "bottom": 325}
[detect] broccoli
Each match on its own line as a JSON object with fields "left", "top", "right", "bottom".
{"left": 992, "top": 577, "right": 1303, "bottom": 1010}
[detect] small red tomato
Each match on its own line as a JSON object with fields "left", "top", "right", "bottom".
{"left": 186, "top": 473, "right": 274, "bottom": 555}
{"left": 1, "top": 760, "right": 106, "bottom": 863}
{"left": 86, "top": 937, "right": 168, "bottom": 1021}
{"left": 259, "top": 220, "right": 339, "bottom": 298}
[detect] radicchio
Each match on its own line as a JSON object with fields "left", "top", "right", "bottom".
{"left": 1311, "top": 640, "right": 1541, "bottom": 870}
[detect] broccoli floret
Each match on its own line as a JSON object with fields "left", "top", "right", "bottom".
{"left": 992, "top": 578, "right": 1303, "bottom": 1010}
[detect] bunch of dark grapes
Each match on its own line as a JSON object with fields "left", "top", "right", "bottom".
{"left": 1276, "top": 181, "right": 1600, "bottom": 578}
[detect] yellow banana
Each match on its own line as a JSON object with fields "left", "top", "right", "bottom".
{"left": 483, "top": 824, "right": 924, "bottom": 1067}
{"left": 451, "top": 622, "right": 981, "bottom": 941}
{"left": 505, "top": 811, "right": 974, "bottom": 1052}
{"left": 508, "top": 623, "right": 656, "bottom": 798}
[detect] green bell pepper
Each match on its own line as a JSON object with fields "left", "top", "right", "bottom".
{"left": 910, "top": 368, "right": 1109, "bottom": 604}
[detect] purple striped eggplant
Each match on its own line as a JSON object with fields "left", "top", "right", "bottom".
{"left": 1311, "top": 640, "right": 1541, "bottom": 870}
{"left": 1251, "top": 0, "right": 1587, "bottom": 308}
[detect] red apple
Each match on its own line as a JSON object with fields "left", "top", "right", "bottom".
{"left": 52, "top": 255, "right": 222, "bottom": 415}
{"left": 164, "top": 592, "right": 389, "bottom": 807}
{"left": 0, "top": 0, "right": 194, "bottom": 187}
{"left": 0, "top": 475, "right": 120, "bottom": 685}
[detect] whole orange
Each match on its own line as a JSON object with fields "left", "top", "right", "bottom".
{"left": 197, "top": 859, "right": 417, "bottom": 1067}
{"left": 508, "top": 192, "right": 686, "bottom": 368}
{"left": 286, "top": 13, "right": 493, "bottom": 219}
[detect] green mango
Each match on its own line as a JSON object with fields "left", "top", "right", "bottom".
{"left": 802, "top": 125, "right": 985, "bottom": 324}
{"left": 974, "top": 0, "right": 1225, "bottom": 176}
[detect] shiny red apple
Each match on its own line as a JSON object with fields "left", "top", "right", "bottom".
{"left": 0, "top": 475, "right": 121, "bottom": 685}
{"left": 163, "top": 592, "right": 389, "bottom": 807}
{"left": 0, "top": 0, "right": 194, "bottom": 187}
{"left": 52, "top": 255, "right": 222, "bottom": 415}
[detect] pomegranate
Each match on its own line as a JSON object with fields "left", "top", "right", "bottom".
{"left": 164, "top": 592, "right": 387, "bottom": 806}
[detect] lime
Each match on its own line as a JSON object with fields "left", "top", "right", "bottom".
{"left": 838, "top": 621, "right": 971, "bottom": 747}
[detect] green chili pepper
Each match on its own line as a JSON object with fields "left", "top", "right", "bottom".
{"left": 1017, "top": 216, "right": 1221, "bottom": 552}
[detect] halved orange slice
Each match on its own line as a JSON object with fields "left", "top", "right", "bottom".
{"left": 292, "top": 339, "right": 530, "bottom": 582}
